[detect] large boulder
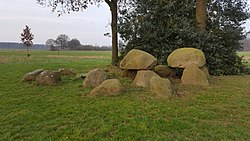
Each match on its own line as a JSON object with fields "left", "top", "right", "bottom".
{"left": 150, "top": 77, "right": 173, "bottom": 99}
{"left": 181, "top": 65, "right": 209, "bottom": 86}
{"left": 89, "top": 79, "right": 122, "bottom": 96}
{"left": 23, "top": 69, "right": 44, "bottom": 81}
{"left": 58, "top": 68, "right": 76, "bottom": 76}
{"left": 36, "top": 70, "right": 61, "bottom": 85}
{"left": 119, "top": 49, "right": 157, "bottom": 70}
{"left": 154, "top": 65, "right": 175, "bottom": 78}
{"left": 167, "top": 48, "right": 206, "bottom": 68}
{"left": 82, "top": 69, "right": 108, "bottom": 88}
{"left": 132, "top": 70, "right": 160, "bottom": 88}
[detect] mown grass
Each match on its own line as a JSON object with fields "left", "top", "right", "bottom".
{"left": 0, "top": 50, "right": 250, "bottom": 140}
{"left": 238, "top": 52, "right": 250, "bottom": 67}
{"left": 238, "top": 51, "right": 250, "bottom": 57}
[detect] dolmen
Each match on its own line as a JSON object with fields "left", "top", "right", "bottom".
{"left": 167, "top": 48, "right": 209, "bottom": 85}
{"left": 23, "top": 48, "right": 209, "bottom": 98}
{"left": 120, "top": 49, "right": 173, "bottom": 98}
{"left": 83, "top": 48, "right": 209, "bottom": 98}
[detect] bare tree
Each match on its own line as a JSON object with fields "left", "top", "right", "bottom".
{"left": 21, "top": 25, "right": 34, "bottom": 57}
{"left": 45, "top": 39, "right": 57, "bottom": 51}
{"left": 56, "top": 34, "right": 70, "bottom": 50}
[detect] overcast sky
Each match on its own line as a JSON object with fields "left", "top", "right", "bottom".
{"left": 1, "top": 0, "right": 250, "bottom": 46}
{"left": 0, "top": 0, "right": 111, "bottom": 46}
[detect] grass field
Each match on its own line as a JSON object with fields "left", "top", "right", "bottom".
{"left": 0, "top": 50, "right": 250, "bottom": 140}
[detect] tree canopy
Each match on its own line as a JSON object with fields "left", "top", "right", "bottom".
{"left": 45, "top": 39, "right": 57, "bottom": 51}
{"left": 118, "top": 0, "right": 250, "bottom": 75}
{"left": 56, "top": 34, "right": 70, "bottom": 50}
{"left": 68, "top": 38, "right": 81, "bottom": 49}
{"left": 45, "top": 35, "right": 82, "bottom": 51}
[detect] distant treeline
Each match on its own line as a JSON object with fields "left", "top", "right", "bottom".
{"left": 1, "top": 41, "right": 249, "bottom": 52}
{"left": 7, "top": 39, "right": 250, "bottom": 52}
{"left": 0, "top": 42, "right": 46, "bottom": 50}
{"left": 72, "top": 45, "right": 111, "bottom": 51}
{"left": 0, "top": 42, "right": 111, "bottom": 51}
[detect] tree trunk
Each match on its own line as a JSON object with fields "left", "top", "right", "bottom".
{"left": 196, "top": 0, "right": 207, "bottom": 32}
{"left": 106, "top": 0, "right": 118, "bottom": 66}
{"left": 26, "top": 46, "right": 29, "bottom": 57}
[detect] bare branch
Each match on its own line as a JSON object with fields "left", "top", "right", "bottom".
{"left": 105, "top": 0, "right": 111, "bottom": 7}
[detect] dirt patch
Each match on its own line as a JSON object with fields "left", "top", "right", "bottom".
{"left": 47, "top": 55, "right": 110, "bottom": 59}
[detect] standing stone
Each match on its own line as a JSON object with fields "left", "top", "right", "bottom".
{"left": 132, "top": 70, "right": 160, "bottom": 88}
{"left": 36, "top": 70, "right": 61, "bottom": 85}
{"left": 181, "top": 65, "right": 209, "bottom": 85}
{"left": 82, "top": 69, "right": 108, "bottom": 88}
{"left": 154, "top": 65, "right": 175, "bottom": 78}
{"left": 150, "top": 77, "right": 173, "bottom": 99}
{"left": 167, "top": 48, "right": 206, "bottom": 68}
{"left": 89, "top": 79, "right": 122, "bottom": 96}
{"left": 23, "top": 69, "right": 44, "bottom": 81}
{"left": 119, "top": 49, "right": 157, "bottom": 70}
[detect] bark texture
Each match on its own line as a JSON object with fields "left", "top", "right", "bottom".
{"left": 106, "top": 0, "right": 118, "bottom": 65}
{"left": 196, "top": 0, "right": 207, "bottom": 31}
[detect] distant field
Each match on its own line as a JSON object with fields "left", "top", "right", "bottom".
{"left": 238, "top": 51, "right": 250, "bottom": 57}
{"left": 0, "top": 50, "right": 250, "bottom": 140}
{"left": 0, "top": 49, "right": 112, "bottom": 57}
{"left": 0, "top": 50, "right": 112, "bottom": 72}
{"left": 238, "top": 52, "right": 250, "bottom": 67}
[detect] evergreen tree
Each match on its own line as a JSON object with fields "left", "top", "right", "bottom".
{"left": 118, "top": 0, "right": 249, "bottom": 75}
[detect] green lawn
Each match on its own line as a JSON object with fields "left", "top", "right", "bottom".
{"left": 238, "top": 52, "right": 250, "bottom": 67}
{"left": 238, "top": 51, "right": 250, "bottom": 57}
{"left": 0, "top": 50, "right": 250, "bottom": 140}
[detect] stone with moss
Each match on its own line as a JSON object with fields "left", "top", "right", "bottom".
{"left": 58, "top": 68, "right": 76, "bottom": 76}
{"left": 89, "top": 79, "right": 122, "bottom": 96}
{"left": 150, "top": 77, "right": 173, "bottom": 99}
{"left": 120, "top": 49, "right": 157, "bottom": 70}
{"left": 154, "top": 65, "right": 175, "bottom": 78}
{"left": 36, "top": 70, "right": 61, "bottom": 85}
{"left": 132, "top": 70, "right": 160, "bottom": 88}
{"left": 167, "top": 48, "right": 206, "bottom": 68}
{"left": 82, "top": 69, "right": 108, "bottom": 88}
{"left": 23, "top": 69, "right": 44, "bottom": 81}
{"left": 181, "top": 65, "right": 209, "bottom": 86}
{"left": 72, "top": 73, "right": 87, "bottom": 81}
